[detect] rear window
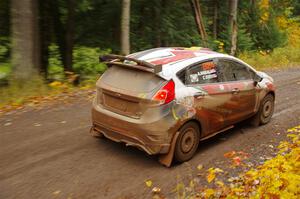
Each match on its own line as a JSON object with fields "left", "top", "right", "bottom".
{"left": 100, "top": 65, "right": 165, "bottom": 93}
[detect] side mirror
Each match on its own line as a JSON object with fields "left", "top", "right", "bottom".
{"left": 253, "top": 73, "right": 263, "bottom": 86}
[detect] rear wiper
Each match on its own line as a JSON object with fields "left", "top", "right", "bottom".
{"left": 100, "top": 54, "right": 162, "bottom": 73}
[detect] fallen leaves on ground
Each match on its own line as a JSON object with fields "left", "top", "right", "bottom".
{"left": 197, "top": 164, "right": 203, "bottom": 171}
{"left": 0, "top": 85, "right": 96, "bottom": 117}
{"left": 145, "top": 180, "right": 153, "bottom": 188}
{"left": 206, "top": 168, "right": 223, "bottom": 183}
{"left": 34, "top": 123, "right": 41, "bottom": 127}
{"left": 224, "top": 150, "right": 250, "bottom": 167}
{"left": 157, "top": 125, "right": 300, "bottom": 199}
{"left": 52, "top": 190, "right": 61, "bottom": 195}
{"left": 205, "top": 125, "right": 300, "bottom": 198}
{"left": 3, "top": 122, "right": 12, "bottom": 126}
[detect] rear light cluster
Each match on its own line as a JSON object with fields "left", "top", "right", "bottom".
{"left": 152, "top": 80, "right": 175, "bottom": 105}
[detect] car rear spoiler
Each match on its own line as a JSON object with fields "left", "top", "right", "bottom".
{"left": 99, "top": 54, "right": 162, "bottom": 73}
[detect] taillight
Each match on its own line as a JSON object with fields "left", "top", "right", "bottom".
{"left": 152, "top": 80, "right": 175, "bottom": 105}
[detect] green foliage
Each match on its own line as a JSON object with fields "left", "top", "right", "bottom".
{"left": 0, "top": 37, "right": 10, "bottom": 62}
{"left": 0, "top": 37, "right": 10, "bottom": 83}
{"left": 237, "top": 26, "right": 255, "bottom": 52}
{"left": 130, "top": 0, "right": 200, "bottom": 51}
{"left": 0, "top": 62, "right": 10, "bottom": 86}
{"left": 73, "top": 46, "right": 109, "bottom": 76}
{"left": 255, "top": 19, "right": 288, "bottom": 50}
{"left": 48, "top": 44, "right": 109, "bottom": 80}
{"left": 48, "top": 44, "right": 64, "bottom": 80}
{"left": 75, "top": 0, "right": 121, "bottom": 51}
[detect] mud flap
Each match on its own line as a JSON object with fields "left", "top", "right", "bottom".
{"left": 90, "top": 126, "right": 103, "bottom": 138}
{"left": 158, "top": 131, "right": 180, "bottom": 167}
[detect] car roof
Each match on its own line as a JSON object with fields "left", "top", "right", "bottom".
{"left": 128, "top": 47, "right": 220, "bottom": 66}
{"left": 128, "top": 47, "right": 257, "bottom": 79}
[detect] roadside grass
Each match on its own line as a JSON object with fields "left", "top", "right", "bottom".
{"left": 0, "top": 76, "right": 97, "bottom": 115}
{"left": 0, "top": 62, "right": 11, "bottom": 84}
{"left": 0, "top": 78, "right": 49, "bottom": 106}
{"left": 147, "top": 125, "right": 300, "bottom": 199}
{"left": 239, "top": 46, "right": 300, "bottom": 70}
{"left": 0, "top": 62, "right": 11, "bottom": 75}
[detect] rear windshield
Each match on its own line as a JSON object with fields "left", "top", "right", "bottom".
{"left": 100, "top": 65, "right": 165, "bottom": 93}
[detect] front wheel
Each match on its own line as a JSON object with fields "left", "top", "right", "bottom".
{"left": 174, "top": 122, "right": 200, "bottom": 163}
{"left": 251, "top": 94, "right": 275, "bottom": 126}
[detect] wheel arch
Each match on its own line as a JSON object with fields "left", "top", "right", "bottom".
{"left": 267, "top": 91, "right": 275, "bottom": 99}
{"left": 178, "top": 119, "right": 203, "bottom": 137}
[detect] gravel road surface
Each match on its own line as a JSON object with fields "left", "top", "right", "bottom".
{"left": 1, "top": 68, "right": 300, "bottom": 199}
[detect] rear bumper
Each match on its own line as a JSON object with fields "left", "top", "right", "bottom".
{"left": 91, "top": 102, "right": 176, "bottom": 155}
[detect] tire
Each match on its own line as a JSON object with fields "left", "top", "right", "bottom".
{"left": 174, "top": 122, "right": 200, "bottom": 163}
{"left": 251, "top": 94, "right": 275, "bottom": 126}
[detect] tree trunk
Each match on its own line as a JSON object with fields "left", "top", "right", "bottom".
{"left": 0, "top": 0, "right": 10, "bottom": 37}
{"left": 213, "top": 0, "right": 218, "bottom": 39}
{"left": 189, "top": 0, "right": 207, "bottom": 47}
{"left": 49, "top": 0, "right": 74, "bottom": 73}
{"left": 65, "top": 0, "right": 75, "bottom": 72}
{"left": 120, "top": 0, "right": 130, "bottom": 55}
{"left": 39, "top": 0, "right": 51, "bottom": 78}
{"left": 11, "top": 0, "right": 40, "bottom": 81}
{"left": 229, "top": 0, "right": 238, "bottom": 56}
{"left": 49, "top": 0, "right": 66, "bottom": 70}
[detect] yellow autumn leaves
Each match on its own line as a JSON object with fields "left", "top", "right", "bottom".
{"left": 206, "top": 168, "right": 223, "bottom": 183}
{"left": 216, "top": 125, "right": 300, "bottom": 198}
{"left": 238, "top": 125, "right": 300, "bottom": 198}
{"left": 146, "top": 125, "right": 300, "bottom": 199}
{"left": 258, "top": 0, "right": 270, "bottom": 24}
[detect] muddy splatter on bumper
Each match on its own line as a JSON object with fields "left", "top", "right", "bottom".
{"left": 91, "top": 103, "right": 177, "bottom": 155}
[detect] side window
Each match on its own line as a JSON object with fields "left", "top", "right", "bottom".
{"left": 218, "top": 60, "right": 252, "bottom": 82}
{"left": 185, "top": 61, "right": 218, "bottom": 85}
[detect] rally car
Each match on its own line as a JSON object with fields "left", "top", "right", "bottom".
{"left": 90, "top": 47, "right": 275, "bottom": 166}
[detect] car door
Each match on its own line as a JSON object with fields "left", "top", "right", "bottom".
{"left": 183, "top": 60, "right": 232, "bottom": 136}
{"left": 217, "top": 59, "right": 257, "bottom": 125}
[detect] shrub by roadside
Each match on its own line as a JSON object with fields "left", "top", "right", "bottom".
{"left": 239, "top": 46, "right": 300, "bottom": 70}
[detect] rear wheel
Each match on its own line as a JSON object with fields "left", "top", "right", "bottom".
{"left": 174, "top": 122, "right": 200, "bottom": 162}
{"left": 251, "top": 94, "right": 274, "bottom": 126}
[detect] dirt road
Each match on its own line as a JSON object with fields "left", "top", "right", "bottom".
{"left": 1, "top": 68, "right": 300, "bottom": 199}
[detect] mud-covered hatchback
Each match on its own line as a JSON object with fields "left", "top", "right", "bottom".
{"left": 91, "top": 47, "right": 275, "bottom": 167}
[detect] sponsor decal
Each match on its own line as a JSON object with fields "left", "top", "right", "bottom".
{"left": 189, "top": 74, "right": 199, "bottom": 83}
{"left": 219, "top": 84, "right": 225, "bottom": 91}
{"left": 202, "top": 73, "right": 217, "bottom": 80}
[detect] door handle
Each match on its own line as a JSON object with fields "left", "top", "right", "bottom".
{"left": 231, "top": 88, "right": 240, "bottom": 94}
{"left": 194, "top": 92, "right": 207, "bottom": 99}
